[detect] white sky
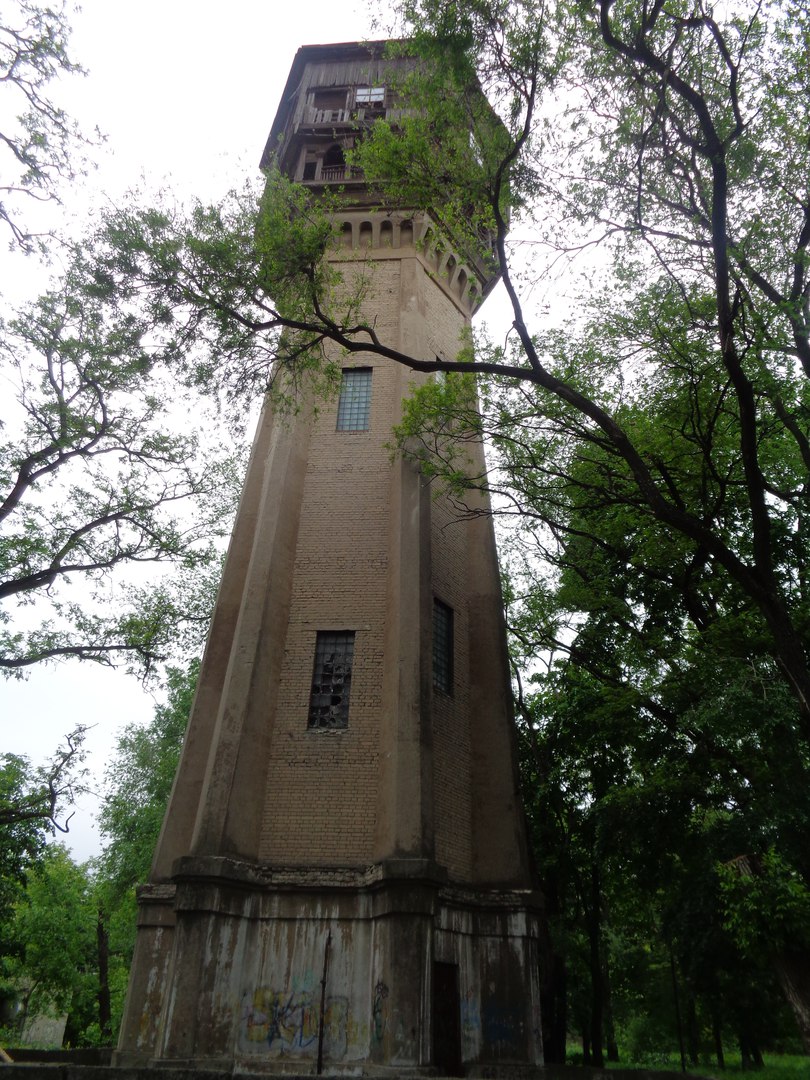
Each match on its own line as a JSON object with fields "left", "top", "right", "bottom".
{"left": 0, "top": 0, "right": 382, "bottom": 862}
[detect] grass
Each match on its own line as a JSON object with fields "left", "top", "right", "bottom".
{"left": 594, "top": 1051, "right": 809, "bottom": 1079}
{"left": 685, "top": 1054, "right": 810, "bottom": 1080}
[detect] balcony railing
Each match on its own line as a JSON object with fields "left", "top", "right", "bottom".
{"left": 312, "top": 108, "right": 351, "bottom": 125}
{"left": 319, "top": 165, "right": 363, "bottom": 182}
{"left": 304, "top": 107, "right": 386, "bottom": 127}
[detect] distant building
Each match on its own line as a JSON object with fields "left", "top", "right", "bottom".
{"left": 116, "top": 41, "right": 543, "bottom": 1076}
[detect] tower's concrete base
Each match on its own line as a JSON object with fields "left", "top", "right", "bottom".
{"left": 114, "top": 858, "right": 543, "bottom": 1075}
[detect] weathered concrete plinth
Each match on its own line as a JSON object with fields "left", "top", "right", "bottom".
{"left": 115, "top": 858, "right": 542, "bottom": 1076}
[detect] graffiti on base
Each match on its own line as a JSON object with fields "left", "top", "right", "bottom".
{"left": 242, "top": 988, "right": 349, "bottom": 1057}
{"left": 481, "top": 1001, "right": 525, "bottom": 1057}
{"left": 391, "top": 1009, "right": 416, "bottom": 1062}
{"left": 371, "top": 981, "right": 389, "bottom": 1042}
{"left": 460, "top": 989, "right": 481, "bottom": 1042}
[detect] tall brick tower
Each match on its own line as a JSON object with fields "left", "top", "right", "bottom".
{"left": 116, "top": 41, "right": 543, "bottom": 1076}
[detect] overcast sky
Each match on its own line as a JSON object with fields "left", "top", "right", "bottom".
{"left": 1, "top": 0, "right": 383, "bottom": 862}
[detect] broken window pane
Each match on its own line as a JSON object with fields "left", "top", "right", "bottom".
{"left": 308, "top": 631, "right": 356, "bottom": 729}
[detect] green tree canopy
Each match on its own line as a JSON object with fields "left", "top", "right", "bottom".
{"left": 74, "top": 0, "right": 810, "bottom": 733}
{"left": 97, "top": 660, "right": 197, "bottom": 911}
{"left": 2, "top": 845, "right": 96, "bottom": 1036}
{"left": 0, "top": 235, "right": 243, "bottom": 674}
{"left": 0, "top": 0, "right": 96, "bottom": 251}
{"left": 0, "top": 729, "right": 87, "bottom": 835}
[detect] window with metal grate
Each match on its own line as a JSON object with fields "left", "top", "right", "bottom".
{"left": 433, "top": 599, "right": 454, "bottom": 695}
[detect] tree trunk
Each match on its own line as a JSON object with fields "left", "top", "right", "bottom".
{"left": 731, "top": 855, "right": 810, "bottom": 1053}
{"left": 740, "top": 1036, "right": 753, "bottom": 1071}
{"left": 739, "top": 1032, "right": 763, "bottom": 1071}
{"left": 712, "top": 1008, "right": 725, "bottom": 1070}
{"left": 96, "top": 912, "right": 112, "bottom": 1043}
{"left": 540, "top": 951, "right": 568, "bottom": 1064}
{"left": 687, "top": 995, "right": 699, "bottom": 1065}
{"left": 669, "top": 948, "right": 686, "bottom": 1073}
{"left": 603, "top": 958, "right": 619, "bottom": 1062}
{"left": 536, "top": 880, "right": 568, "bottom": 1065}
{"left": 773, "top": 952, "right": 810, "bottom": 1055}
{"left": 588, "top": 862, "right": 605, "bottom": 1068}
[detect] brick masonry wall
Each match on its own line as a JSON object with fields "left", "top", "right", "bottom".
{"left": 260, "top": 259, "right": 401, "bottom": 864}
{"left": 259, "top": 237, "right": 490, "bottom": 880}
{"left": 421, "top": 264, "right": 479, "bottom": 882}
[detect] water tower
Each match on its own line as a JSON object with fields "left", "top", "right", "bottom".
{"left": 116, "top": 41, "right": 543, "bottom": 1075}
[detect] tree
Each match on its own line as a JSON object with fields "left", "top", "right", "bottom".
{"left": 0, "top": 0, "right": 243, "bottom": 676}
{"left": 0, "top": 0, "right": 95, "bottom": 251}
{"left": 720, "top": 850, "right": 810, "bottom": 1056}
{"left": 0, "top": 666, "right": 197, "bottom": 1048}
{"left": 0, "top": 737, "right": 91, "bottom": 1040}
{"left": 0, "top": 664, "right": 198, "bottom": 1048}
{"left": 97, "top": 660, "right": 198, "bottom": 909}
{"left": 0, "top": 728, "right": 88, "bottom": 833}
{"left": 515, "top": 626, "right": 808, "bottom": 1063}
{"left": 91, "top": 660, "right": 198, "bottom": 1042}
{"left": 77, "top": 0, "right": 810, "bottom": 732}
{"left": 0, "top": 756, "right": 49, "bottom": 921}
{"left": 494, "top": 379, "right": 810, "bottom": 1053}
{"left": 0, "top": 240, "right": 242, "bottom": 674}
{"left": 2, "top": 845, "right": 96, "bottom": 1039}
